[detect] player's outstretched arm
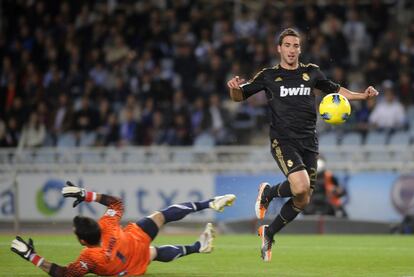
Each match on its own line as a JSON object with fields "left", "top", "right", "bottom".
{"left": 62, "top": 181, "right": 124, "bottom": 216}
{"left": 11, "top": 236, "right": 78, "bottom": 277}
{"left": 61, "top": 181, "right": 101, "bottom": 207}
{"left": 227, "top": 76, "right": 246, "bottom": 102}
{"left": 338, "top": 86, "right": 379, "bottom": 101}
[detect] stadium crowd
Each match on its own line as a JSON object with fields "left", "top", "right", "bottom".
{"left": 0, "top": 0, "right": 413, "bottom": 148}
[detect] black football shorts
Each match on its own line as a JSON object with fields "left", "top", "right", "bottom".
{"left": 270, "top": 136, "right": 318, "bottom": 189}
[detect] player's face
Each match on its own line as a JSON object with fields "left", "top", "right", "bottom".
{"left": 277, "top": 36, "right": 301, "bottom": 67}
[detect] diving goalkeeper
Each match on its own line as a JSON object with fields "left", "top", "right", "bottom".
{"left": 10, "top": 181, "right": 236, "bottom": 276}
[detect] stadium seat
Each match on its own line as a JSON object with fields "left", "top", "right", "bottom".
{"left": 125, "top": 149, "right": 147, "bottom": 163}
{"left": 323, "top": 152, "right": 345, "bottom": 163}
{"left": 364, "top": 131, "right": 388, "bottom": 145}
{"left": 57, "top": 149, "right": 78, "bottom": 163}
{"left": 319, "top": 132, "right": 338, "bottom": 146}
{"left": 341, "top": 132, "right": 363, "bottom": 146}
{"left": 248, "top": 147, "right": 270, "bottom": 163}
{"left": 80, "top": 151, "right": 104, "bottom": 163}
{"left": 105, "top": 147, "right": 123, "bottom": 163}
{"left": 33, "top": 149, "right": 56, "bottom": 163}
{"left": 388, "top": 131, "right": 410, "bottom": 146}
{"left": 173, "top": 150, "right": 195, "bottom": 164}
{"left": 57, "top": 133, "right": 77, "bottom": 148}
{"left": 409, "top": 125, "right": 414, "bottom": 142}
{"left": 79, "top": 132, "right": 97, "bottom": 147}
{"left": 194, "top": 133, "right": 215, "bottom": 148}
{"left": 15, "top": 151, "right": 35, "bottom": 164}
{"left": 364, "top": 131, "right": 389, "bottom": 162}
{"left": 406, "top": 105, "right": 414, "bottom": 127}
{"left": 367, "top": 150, "right": 390, "bottom": 162}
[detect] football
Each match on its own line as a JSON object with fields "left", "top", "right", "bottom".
{"left": 319, "top": 93, "right": 351, "bottom": 125}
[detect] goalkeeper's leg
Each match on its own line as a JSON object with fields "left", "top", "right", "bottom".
{"left": 150, "top": 223, "right": 215, "bottom": 262}
{"left": 135, "top": 195, "right": 235, "bottom": 241}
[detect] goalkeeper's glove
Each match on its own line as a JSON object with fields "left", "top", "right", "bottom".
{"left": 62, "top": 181, "right": 96, "bottom": 207}
{"left": 11, "top": 236, "right": 44, "bottom": 267}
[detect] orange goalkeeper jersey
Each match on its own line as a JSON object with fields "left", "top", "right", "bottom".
{"left": 64, "top": 199, "right": 151, "bottom": 276}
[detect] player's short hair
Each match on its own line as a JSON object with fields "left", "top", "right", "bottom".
{"left": 73, "top": 216, "right": 101, "bottom": 245}
{"left": 278, "top": 28, "right": 300, "bottom": 45}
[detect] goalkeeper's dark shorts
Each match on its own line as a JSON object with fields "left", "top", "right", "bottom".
{"left": 136, "top": 217, "right": 159, "bottom": 240}
{"left": 270, "top": 136, "right": 318, "bottom": 189}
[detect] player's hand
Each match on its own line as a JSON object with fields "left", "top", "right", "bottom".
{"left": 363, "top": 86, "right": 379, "bottom": 99}
{"left": 227, "top": 76, "right": 246, "bottom": 89}
{"left": 11, "top": 236, "right": 36, "bottom": 261}
{"left": 62, "top": 181, "right": 86, "bottom": 207}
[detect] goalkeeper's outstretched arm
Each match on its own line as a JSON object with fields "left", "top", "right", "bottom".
{"left": 11, "top": 236, "right": 90, "bottom": 276}
{"left": 62, "top": 181, "right": 124, "bottom": 217}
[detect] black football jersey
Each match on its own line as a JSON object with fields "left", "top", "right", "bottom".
{"left": 240, "top": 63, "right": 340, "bottom": 139}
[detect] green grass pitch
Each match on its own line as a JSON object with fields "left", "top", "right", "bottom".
{"left": 1, "top": 234, "right": 413, "bottom": 276}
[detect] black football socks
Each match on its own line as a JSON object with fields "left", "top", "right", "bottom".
{"left": 266, "top": 198, "right": 301, "bottom": 237}
{"left": 267, "top": 180, "right": 293, "bottom": 199}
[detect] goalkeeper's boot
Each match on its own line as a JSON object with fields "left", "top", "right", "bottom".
{"left": 258, "top": 225, "right": 274, "bottom": 262}
{"left": 255, "top": 182, "right": 271, "bottom": 219}
{"left": 209, "top": 194, "right": 236, "bottom": 212}
{"left": 198, "top": 223, "right": 215, "bottom": 253}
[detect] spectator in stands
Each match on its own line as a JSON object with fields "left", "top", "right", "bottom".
{"left": 0, "top": 119, "right": 8, "bottom": 147}
{"left": 43, "top": 64, "right": 64, "bottom": 106}
{"left": 369, "top": 82, "right": 406, "bottom": 132}
{"left": 99, "top": 113, "right": 120, "bottom": 147}
{"left": 19, "top": 111, "right": 46, "bottom": 148}
{"left": 119, "top": 95, "right": 139, "bottom": 120}
{"left": 207, "top": 94, "right": 232, "bottom": 145}
{"left": 342, "top": 9, "right": 370, "bottom": 67}
{"left": 231, "top": 100, "right": 258, "bottom": 145}
{"left": 190, "top": 97, "right": 208, "bottom": 138}
{"left": 354, "top": 97, "right": 376, "bottom": 137}
{"left": 119, "top": 108, "right": 138, "bottom": 146}
{"left": 171, "top": 90, "right": 189, "bottom": 116}
{"left": 167, "top": 113, "right": 192, "bottom": 146}
{"left": 4, "top": 117, "right": 20, "bottom": 147}
{"left": 6, "top": 96, "right": 27, "bottom": 130}
{"left": 65, "top": 63, "right": 84, "bottom": 99}
{"left": 51, "top": 94, "right": 74, "bottom": 145}
{"left": 173, "top": 42, "right": 197, "bottom": 99}
{"left": 396, "top": 72, "right": 413, "bottom": 105}
{"left": 73, "top": 96, "right": 99, "bottom": 146}
{"left": 144, "top": 110, "right": 168, "bottom": 146}
{"left": 140, "top": 98, "right": 155, "bottom": 130}
{"left": 320, "top": 13, "right": 349, "bottom": 68}
{"left": 385, "top": 49, "right": 401, "bottom": 82}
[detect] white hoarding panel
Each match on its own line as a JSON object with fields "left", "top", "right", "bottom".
{"left": 0, "top": 174, "right": 214, "bottom": 222}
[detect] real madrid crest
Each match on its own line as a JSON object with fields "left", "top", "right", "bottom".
{"left": 272, "top": 139, "right": 278, "bottom": 148}
{"left": 302, "top": 73, "right": 310, "bottom": 81}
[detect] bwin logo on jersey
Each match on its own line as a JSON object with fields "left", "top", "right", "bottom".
{"left": 280, "top": 85, "right": 311, "bottom": 97}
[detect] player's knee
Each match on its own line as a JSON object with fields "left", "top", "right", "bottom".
{"left": 292, "top": 187, "right": 311, "bottom": 209}
{"left": 291, "top": 181, "right": 310, "bottom": 196}
{"left": 302, "top": 194, "right": 311, "bottom": 207}
{"left": 148, "top": 212, "right": 165, "bottom": 229}
{"left": 293, "top": 194, "right": 311, "bottom": 209}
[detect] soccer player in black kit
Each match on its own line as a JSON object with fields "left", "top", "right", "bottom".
{"left": 227, "top": 28, "right": 378, "bottom": 262}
